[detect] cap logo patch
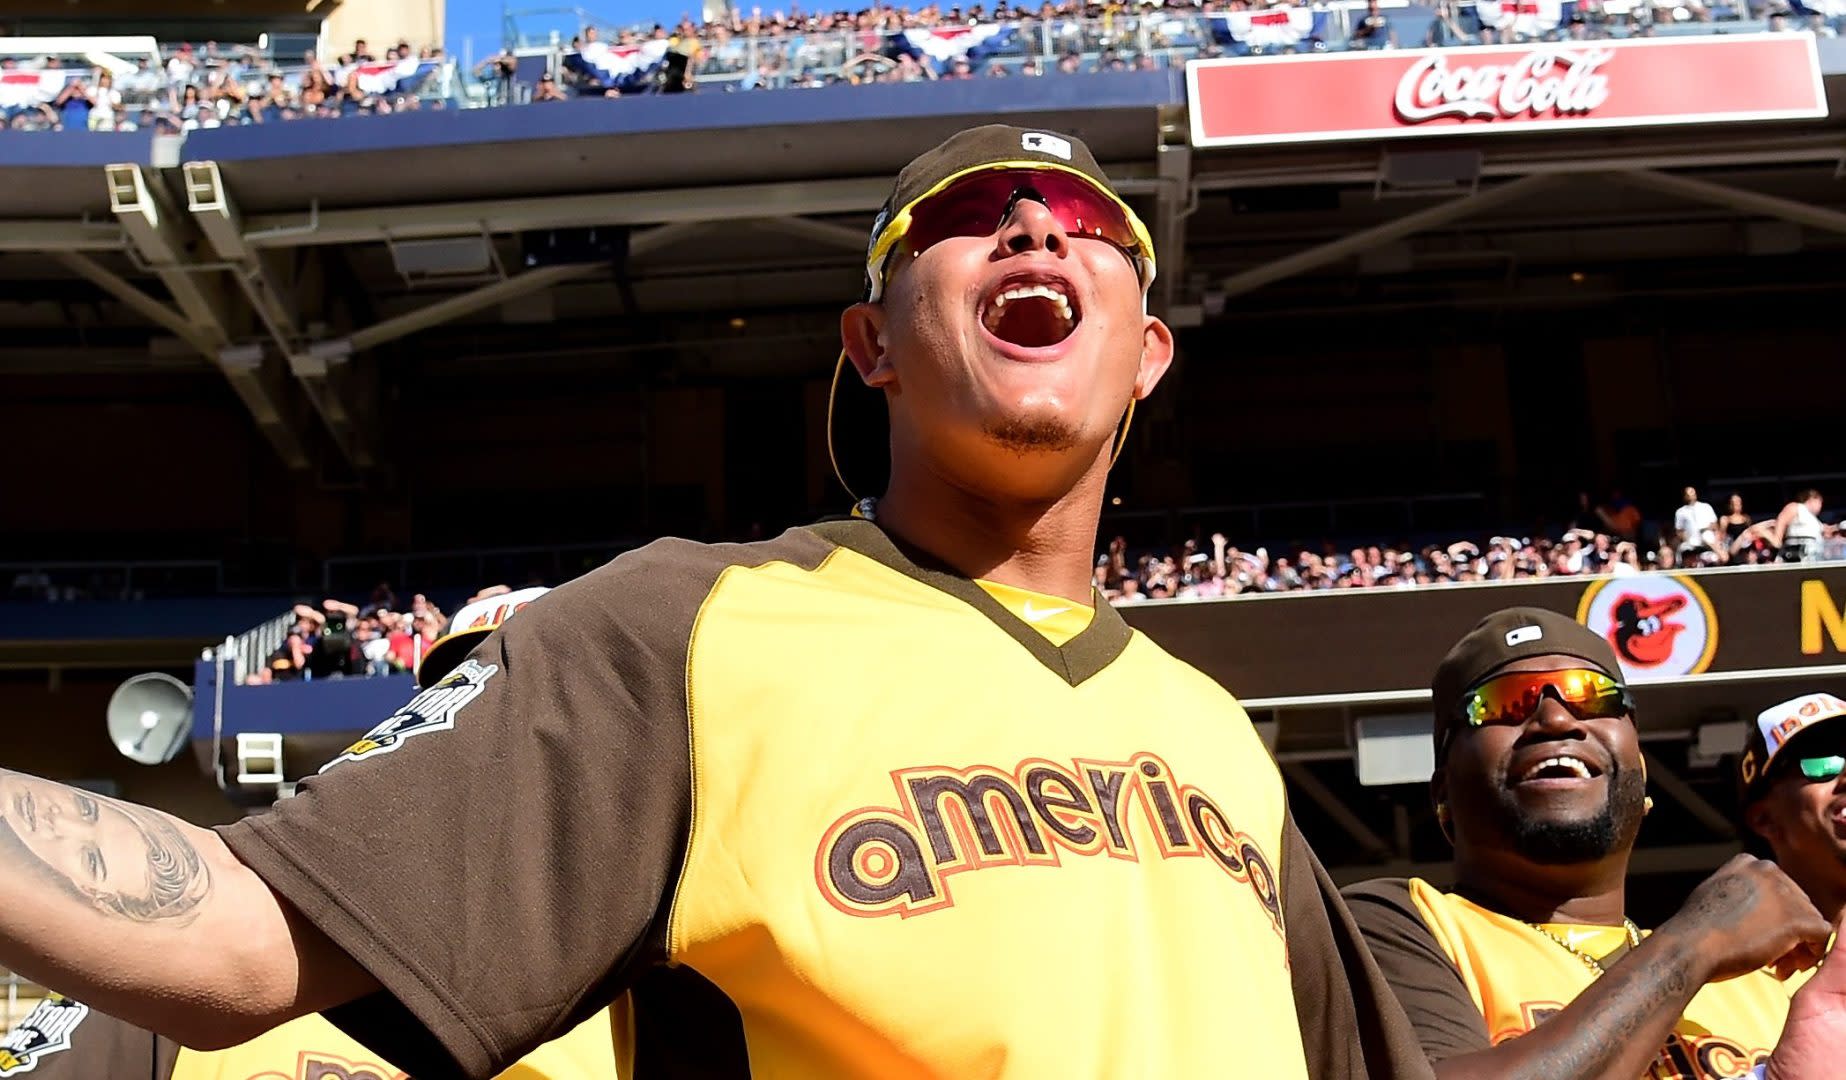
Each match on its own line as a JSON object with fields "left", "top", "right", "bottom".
{"left": 1505, "top": 625, "right": 1543, "bottom": 647}
{"left": 1021, "top": 132, "right": 1073, "bottom": 160}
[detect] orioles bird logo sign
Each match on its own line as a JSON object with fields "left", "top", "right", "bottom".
{"left": 1576, "top": 574, "right": 1718, "bottom": 681}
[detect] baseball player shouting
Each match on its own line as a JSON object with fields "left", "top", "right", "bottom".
{"left": 0, "top": 587, "right": 620, "bottom": 1080}
{"left": 0, "top": 124, "right": 1487, "bottom": 1077}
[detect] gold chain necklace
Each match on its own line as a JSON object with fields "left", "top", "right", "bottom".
{"left": 1524, "top": 919, "right": 1643, "bottom": 975}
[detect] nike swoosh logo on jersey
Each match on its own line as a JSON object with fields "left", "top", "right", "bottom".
{"left": 1021, "top": 601, "right": 1071, "bottom": 623}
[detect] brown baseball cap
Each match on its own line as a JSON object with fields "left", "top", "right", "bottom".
{"left": 1430, "top": 607, "right": 1626, "bottom": 754}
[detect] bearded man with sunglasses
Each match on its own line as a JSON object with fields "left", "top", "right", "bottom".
{"left": 1346, "top": 607, "right": 1846, "bottom": 1080}
{"left": 0, "top": 126, "right": 1428, "bottom": 1079}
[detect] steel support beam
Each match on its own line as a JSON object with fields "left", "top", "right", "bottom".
{"left": 1152, "top": 142, "right": 1192, "bottom": 317}
{"left": 183, "top": 161, "right": 368, "bottom": 468}
{"left": 345, "top": 263, "right": 599, "bottom": 353}
{"left": 1218, "top": 173, "right": 1560, "bottom": 300}
{"left": 1641, "top": 750, "right": 1737, "bottom": 840}
{"left": 744, "top": 215, "right": 876, "bottom": 253}
{"left": 240, "top": 178, "right": 896, "bottom": 250}
{"left": 104, "top": 163, "right": 307, "bottom": 468}
{"left": 0, "top": 221, "right": 126, "bottom": 252}
{"left": 1280, "top": 761, "right": 1394, "bottom": 861}
{"left": 1608, "top": 168, "right": 1846, "bottom": 238}
{"left": 628, "top": 220, "right": 728, "bottom": 261}
{"left": 47, "top": 251, "right": 213, "bottom": 354}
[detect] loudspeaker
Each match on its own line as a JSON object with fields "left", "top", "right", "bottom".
{"left": 106, "top": 673, "right": 193, "bottom": 766}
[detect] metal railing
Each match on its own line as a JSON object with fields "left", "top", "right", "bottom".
{"left": 0, "top": 560, "right": 225, "bottom": 602}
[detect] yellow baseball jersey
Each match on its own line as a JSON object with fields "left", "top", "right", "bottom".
{"left": 0, "top": 996, "right": 617, "bottom": 1080}
{"left": 1346, "top": 877, "right": 1791, "bottom": 1079}
{"left": 221, "top": 521, "right": 1430, "bottom": 1079}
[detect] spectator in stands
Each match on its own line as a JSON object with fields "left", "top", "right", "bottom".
{"left": 1718, "top": 492, "right": 1754, "bottom": 558}
{"left": 89, "top": 70, "right": 121, "bottom": 131}
{"left": 353, "top": 38, "right": 376, "bottom": 62}
{"left": 534, "top": 73, "right": 569, "bottom": 101}
{"left": 177, "top": 83, "right": 205, "bottom": 129}
{"left": 165, "top": 42, "right": 196, "bottom": 85}
{"left": 477, "top": 49, "right": 520, "bottom": 104}
{"left": 1771, "top": 489, "right": 1831, "bottom": 563}
{"left": 1674, "top": 485, "right": 1719, "bottom": 563}
{"left": 1350, "top": 0, "right": 1397, "bottom": 48}
{"left": 1596, "top": 489, "right": 1644, "bottom": 541}
{"left": 52, "top": 74, "right": 94, "bottom": 131}
{"left": 1427, "top": 1, "right": 1477, "bottom": 44}
{"left": 120, "top": 56, "right": 163, "bottom": 98}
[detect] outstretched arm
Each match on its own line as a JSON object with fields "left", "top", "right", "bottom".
{"left": 0, "top": 770, "right": 377, "bottom": 1049}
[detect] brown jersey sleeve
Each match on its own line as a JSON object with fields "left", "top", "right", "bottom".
{"left": 216, "top": 531, "right": 834, "bottom": 1080}
{"left": 1280, "top": 815, "right": 1437, "bottom": 1080}
{"left": 1342, "top": 877, "right": 1493, "bottom": 1063}
{"left": 0, "top": 998, "right": 178, "bottom": 1080}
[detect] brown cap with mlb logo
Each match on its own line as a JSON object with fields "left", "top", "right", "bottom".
{"left": 1430, "top": 607, "right": 1626, "bottom": 753}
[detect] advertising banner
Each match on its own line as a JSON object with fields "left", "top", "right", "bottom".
{"left": 1187, "top": 33, "right": 1827, "bottom": 148}
{"left": 1123, "top": 563, "right": 1846, "bottom": 701}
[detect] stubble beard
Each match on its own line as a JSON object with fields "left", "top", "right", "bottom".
{"left": 981, "top": 413, "right": 1081, "bottom": 455}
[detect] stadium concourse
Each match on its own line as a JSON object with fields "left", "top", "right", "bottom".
{"left": 2, "top": 0, "right": 1846, "bottom": 1052}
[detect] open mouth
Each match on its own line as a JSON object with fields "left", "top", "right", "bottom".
{"left": 981, "top": 278, "right": 1079, "bottom": 350}
{"left": 1515, "top": 754, "right": 1604, "bottom": 785}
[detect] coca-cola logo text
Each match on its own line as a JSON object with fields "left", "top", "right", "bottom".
{"left": 1394, "top": 48, "right": 1613, "bottom": 124}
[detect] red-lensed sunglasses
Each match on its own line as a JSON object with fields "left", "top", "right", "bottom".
{"left": 893, "top": 169, "right": 1148, "bottom": 282}
{"left": 1440, "top": 668, "right": 1635, "bottom": 756}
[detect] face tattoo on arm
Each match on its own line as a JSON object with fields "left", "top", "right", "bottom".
{"left": 0, "top": 771, "right": 210, "bottom": 924}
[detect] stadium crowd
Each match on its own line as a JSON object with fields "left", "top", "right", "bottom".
{"left": 2, "top": 38, "right": 446, "bottom": 132}
{"left": 8, "top": 0, "right": 1843, "bottom": 129}
{"left": 245, "top": 582, "right": 455, "bottom": 684}
{"left": 1101, "top": 488, "right": 1841, "bottom": 602}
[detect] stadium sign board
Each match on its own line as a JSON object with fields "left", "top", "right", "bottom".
{"left": 1187, "top": 33, "right": 1827, "bottom": 149}
{"left": 1124, "top": 562, "right": 1846, "bottom": 701}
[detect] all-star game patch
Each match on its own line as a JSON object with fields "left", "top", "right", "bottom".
{"left": 319, "top": 659, "right": 500, "bottom": 773}
{"left": 0, "top": 995, "right": 89, "bottom": 1075}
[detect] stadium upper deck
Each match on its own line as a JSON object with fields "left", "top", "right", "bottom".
{"left": 3, "top": 23, "right": 1845, "bottom": 564}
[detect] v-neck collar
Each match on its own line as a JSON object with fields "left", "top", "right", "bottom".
{"left": 809, "top": 518, "right": 1132, "bottom": 687}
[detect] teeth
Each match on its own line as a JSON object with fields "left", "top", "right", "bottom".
{"left": 1522, "top": 756, "right": 1593, "bottom": 781}
{"left": 985, "top": 283, "right": 1075, "bottom": 332}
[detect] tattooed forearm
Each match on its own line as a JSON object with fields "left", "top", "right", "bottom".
{"left": 0, "top": 771, "right": 210, "bottom": 925}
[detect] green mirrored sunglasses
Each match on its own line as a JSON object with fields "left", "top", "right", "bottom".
{"left": 1797, "top": 755, "right": 1846, "bottom": 782}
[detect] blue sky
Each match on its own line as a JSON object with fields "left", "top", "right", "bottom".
{"left": 445, "top": 0, "right": 702, "bottom": 63}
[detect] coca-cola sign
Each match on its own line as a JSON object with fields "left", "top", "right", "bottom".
{"left": 1188, "top": 33, "right": 1825, "bottom": 149}
{"left": 1393, "top": 48, "right": 1611, "bottom": 123}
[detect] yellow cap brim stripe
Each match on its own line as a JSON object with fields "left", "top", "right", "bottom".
{"left": 866, "top": 160, "right": 1156, "bottom": 302}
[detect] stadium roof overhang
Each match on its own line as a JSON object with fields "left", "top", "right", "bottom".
{"left": 7, "top": 48, "right": 1846, "bottom": 475}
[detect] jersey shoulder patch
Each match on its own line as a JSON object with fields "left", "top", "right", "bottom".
{"left": 320, "top": 658, "right": 499, "bottom": 772}
{"left": 0, "top": 995, "right": 90, "bottom": 1075}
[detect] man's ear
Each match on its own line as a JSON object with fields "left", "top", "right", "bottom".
{"left": 1134, "top": 314, "right": 1175, "bottom": 399}
{"left": 1744, "top": 799, "right": 1781, "bottom": 853}
{"left": 841, "top": 302, "right": 896, "bottom": 388}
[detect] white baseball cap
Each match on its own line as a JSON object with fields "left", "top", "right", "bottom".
{"left": 416, "top": 585, "right": 550, "bottom": 687}
{"left": 1739, "top": 692, "right": 1846, "bottom": 800}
